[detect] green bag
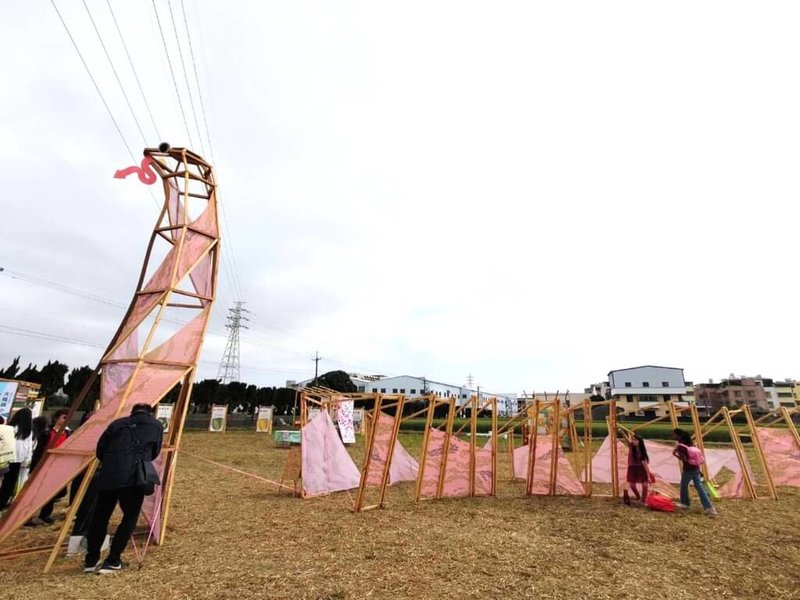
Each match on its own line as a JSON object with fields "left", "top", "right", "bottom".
{"left": 704, "top": 478, "right": 720, "bottom": 500}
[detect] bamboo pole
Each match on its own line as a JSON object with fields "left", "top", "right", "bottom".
{"left": 549, "top": 400, "right": 560, "bottom": 495}
{"left": 722, "top": 408, "right": 757, "bottom": 499}
{"left": 491, "top": 398, "right": 498, "bottom": 496}
{"left": 377, "top": 398, "right": 405, "bottom": 509}
{"left": 609, "top": 400, "right": 619, "bottom": 497}
{"left": 780, "top": 407, "right": 800, "bottom": 450}
{"left": 436, "top": 399, "right": 456, "bottom": 498}
{"left": 469, "top": 396, "right": 477, "bottom": 497}
{"left": 583, "top": 399, "right": 592, "bottom": 497}
{"left": 354, "top": 394, "right": 382, "bottom": 512}
{"left": 414, "top": 397, "right": 436, "bottom": 502}
{"left": 688, "top": 403, "right": 711, "bottom": 482}
{"left": 743, "top": 404, "right": 777, "bottom": 500}
{"left": 526, "top": 400, "right": 540, "bottom": 495}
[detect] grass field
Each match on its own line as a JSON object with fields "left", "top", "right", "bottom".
{"left": 1, "top": 431, "right": 799, "bottom": 599}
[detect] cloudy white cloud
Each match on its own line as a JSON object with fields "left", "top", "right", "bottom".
{"left": 1, "top": 1, "right": 798, "bottom": 394}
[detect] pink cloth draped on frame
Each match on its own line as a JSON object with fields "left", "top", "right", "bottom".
{"left": 301, "top": 412, "right": 361, "bottom": 496}
{"left": 364, "top": 412, "right": 419, "bottom": 486}
{"left": 418, "top": 429, "right": 493, "bottom": 498}
{"left": 512, "top": 439, "right": 584, "bottom": 495}
{"left": 756, "top": 427, "right": 800, "bottom": 487}
{"left": 590, "top": 436, "right": 753, "bottom": 499}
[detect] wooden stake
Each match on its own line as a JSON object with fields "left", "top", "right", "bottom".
{"left": 723, "top": 407, "right": 757, "bottom": 499}
{"left": 743, "top": 404, "right": 777, "bottom": 500}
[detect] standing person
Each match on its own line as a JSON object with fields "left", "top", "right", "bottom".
{"left": 36, "top": 409, "right": 72, "bottom": 524}
{"left": 23, "top": 416, "right": 49, "bottom": 527}
{"left": 626, "top": 433, "right": 654, "bottom": 505}
{"left": 84, "top": 404, "right": 163, "bottom": 574}
{"left": 672, "top": 428, "right": 717, "bottom": 516}
{"left": 0, "top": 408, "right": 33, "bottom": 509}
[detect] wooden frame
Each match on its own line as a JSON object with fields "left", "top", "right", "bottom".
{"left": 0, "top": 146, "right": 219, "bottom": 571}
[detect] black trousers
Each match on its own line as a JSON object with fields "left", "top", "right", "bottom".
{"left": 85, "top": 487, "right": 145, "bottom": 565}
{"left": 0, "top": 463, "right": 21, "bottom": 507}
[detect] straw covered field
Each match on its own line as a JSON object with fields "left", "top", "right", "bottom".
{"left": 1, "top": 431, "right": 799, "bottom": 599}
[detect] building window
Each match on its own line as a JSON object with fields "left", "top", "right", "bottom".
{"left": 626, "top": 395, "right": 634, "bottom": 401}
{"left": 662, "top": 382, "right": 669, "bottom": 387}
{"left": 734, "top": 391, "right": 742, "bottom": 398}
{"left": 400, "top": 388, "right": 405, "bottom": 393}
{"left": 392, "top": 388, "right": 398, "bottom": 393}
{"left": 746, "top": 391, "right": 755, "bottom": 398}
{"left": 380, "top": 388, "right": 386, "bottom": 393}
{"left": 410, "top": 389, "right": 417, "bottom": 394}
{"left": 461, "top": 394, "right": 467, "bottom": 399}
{"left": 625, "top": 382, "right": 632, "bottom": 388}
{"left": 642, "top": 382, "right": 650, "bottom": 388}
{"left": 663, "top": 395, "right": 670, "bottom": 401}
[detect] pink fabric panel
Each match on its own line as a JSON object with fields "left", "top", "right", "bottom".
{"left": 389, "top": 438, "right": 419, "bottom": 485}
{"left": 107, "top": 329, "right": 139, "bottom": 361}
{"left": 365, "top": 412, "right": 395, "bottom": 487}
{"left": 118, "top": 293, "right": 161, "bottom": 342}
{"left": 516, "top": 438, "right": 584, "bottom": 495}
{"left": 140, "top": 453, "right": 167, "bottom": 544}
{"left": 301, "top": 412, "right": 361, "bottom": 496}
{"left": 419, "top": 429, "right": 447, "bottom": 498}
{"left": 177, "top": 231, "right": 214, "bottom": 282}
{"left": 364, "top": 412, "right": 419, "bottom": 487}
{"left": 440, "top": 436, "right": 471, "bottom": 498}
{"left": 757, "top": 428, "right": 800, "bottom": 487}
{"left": 190, "top": 196, "right": 219, "bottom": 238}
{"left": 167, "top": 179, "right": 183, "bottom": 236}
{"left": 0, "top": 453, "right": 89, "bottom": 541}
{"left": 145, "top": 308, "right": 210, "bottom": 364}
{"left": 143, "top": 247, "right": 179, "bottom": 293}
{"left": 589, "top": 436, "right": 627, "bottom": 487}
{"left": 637, "top": 441, "right": 683, "bottom": 483}
{"left": 100, "top": 363, "right": 135, "bottom": 408}
{"left": 474, "top": 447, "right": 493, "bottom": 496}
{"left": 189, "top": 253, "right": 213, "bottom": 302}
{"left": 718, "top": 472, "right": 747, "bottom": 498}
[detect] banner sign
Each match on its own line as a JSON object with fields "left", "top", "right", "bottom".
{"left": 209, "top": 405, "right": 228, "bottom": 433}
{"left": 30, "top": 400, "right": 45, "bottom": 420}
{"left": 256, "top": 406, "right": 274, "bottom": 433}
{"left": 0, "top": 382, "right": 19, "bottom": 421}
{"left": 337, "top": 400, "right": 356, "bottom": 444}
{"left": 157, "top": 404, "right": 174, "bottom": 433}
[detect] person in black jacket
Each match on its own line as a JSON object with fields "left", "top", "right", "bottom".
{"left": 84, "top": 403, "right": 163, "bottom": 574}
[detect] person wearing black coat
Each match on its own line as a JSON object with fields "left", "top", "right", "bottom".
{"left": 84, "top": 404, "right": 163, "bottom": 574}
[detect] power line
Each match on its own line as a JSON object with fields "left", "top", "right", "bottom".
{"left": 151, "top": 0, "right": 194, "bottom": 147}
{"left": 180, "top": 1, "right": 245, "bottom": 301}
{"left": 49, "top": 0, "right": 135, "bottom": 161}
{"left": 166, "top": 0, "right": 205, "bottom": 155}
{"left": 82, "top": 0, "right": 148, "bottom": 146}
{"left": 106, "top": 0, "right": 161, "bottom": 141}
{"left": 180, "top": 0, "right": 214, "bottom": 161}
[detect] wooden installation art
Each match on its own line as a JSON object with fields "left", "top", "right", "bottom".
{"left": 0, "top": 145, "right": 219, "bottom": 571}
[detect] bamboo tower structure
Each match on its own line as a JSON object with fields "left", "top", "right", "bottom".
{"left": 0, "top": 145, "right": 219, "bottom": 571}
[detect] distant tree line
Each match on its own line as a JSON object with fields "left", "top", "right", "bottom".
{"left": 0, "top": 357, "right": 362, "bottom": 415}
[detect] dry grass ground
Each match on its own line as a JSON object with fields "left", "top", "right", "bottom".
{"left": 1, "top": 431, "right": 799, "bottom": 599}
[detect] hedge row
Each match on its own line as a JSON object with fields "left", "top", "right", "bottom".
{"left": 398, "top": 418, "right": 749, "bottom": 443}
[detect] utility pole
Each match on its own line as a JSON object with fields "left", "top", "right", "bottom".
{"left": 466, "top": 373, "right": 474, "bottom": 388}
{"left": 217, "top": 302, "right": 249, "bottom": 384}
{"left": 312, "top": 351, "right": 321, "bottom": 382}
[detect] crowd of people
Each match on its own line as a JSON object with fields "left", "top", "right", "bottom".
{"left": 0, "top": 403, "right": 163, "bottom": 574}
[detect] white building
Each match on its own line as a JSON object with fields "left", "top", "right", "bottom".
{"left": 607, "top": 365, "right": 688, "bottom": 417}
{"left": 363, "top": 375, "right": 516, "bottom": 415}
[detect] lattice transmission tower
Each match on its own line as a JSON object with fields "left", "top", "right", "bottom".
{"left": 217, "top": 301, "right": 249, "bottom": 383}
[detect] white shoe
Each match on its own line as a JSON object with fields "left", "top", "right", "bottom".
{"left": 676, "top": 503, "right": 690, "bottom": 510}
{"left": 704, "top": 508, "right": 718, "bottom": 517}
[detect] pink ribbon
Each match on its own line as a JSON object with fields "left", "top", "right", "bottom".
{"left": 113, "top": 156, "right": 157, "bottom": 185}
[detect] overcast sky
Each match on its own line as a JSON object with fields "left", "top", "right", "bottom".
{"left": 1, "top": 1, "right": 798, "bottom": 394}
